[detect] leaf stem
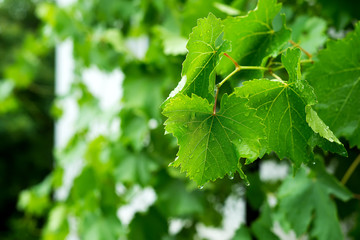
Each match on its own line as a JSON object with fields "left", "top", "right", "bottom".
{"left": 270, "top": 72, "right": 283, "bottom": 81}
{"left": 216, "top": 66, "right": 241, "bottom": 89}
{"left": 240, "top": 66, "right": 269, "bottom": 71}
{"left": 213, "top": 87, "right": 219, "bottom": 115}
{"left": 341, "top": 153, "right": 360, "bottom": 185}
{"left": 289, "top": 40, "right": 313, "bottom": 59}
{"left": 223, "top": 53, "right": 239, "bottom": 68}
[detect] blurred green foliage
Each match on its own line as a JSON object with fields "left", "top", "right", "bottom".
{"left": 0, "top": 0, "right": 359, "bottom": 240}
{"left": 0, "top": 0, "right": 54, "bottom": 239}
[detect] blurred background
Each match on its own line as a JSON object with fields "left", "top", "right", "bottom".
{"left": 0, "top": 0, "right": 360, "bottom": 239}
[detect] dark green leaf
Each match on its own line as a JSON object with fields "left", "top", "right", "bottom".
{"left": 307, "top": 23, "right": 360, "bottom": 148}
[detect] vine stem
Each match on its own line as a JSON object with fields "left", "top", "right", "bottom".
{"left": 213, "top": 53, "right": 313, "bottom": 113}
{"left": 341, "top": 153, "right": 360, "bottom": 185}
{"left": 217, "top": 53, "right": 268, "bottom": 89}
{"left": 213, "top": 87, "right": 219, "bottom": 115}
{"left": 289, "top": 40, "right": 313, "bottom": 59}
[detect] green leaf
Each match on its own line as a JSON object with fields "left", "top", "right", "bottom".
{"left": 181, "top": 0, "right": 229, "bottom": 37}
{"left": 251, "top": 203, "right": 280, "bottom": 240}
{"left": 128, "top": 207, "right": 168, "bottom": 240}
{"left": 290, "top": 16, "right": 327, "bottom": 57}
{"left": 235, "top": 79, "right": 312, "bottom": 167}
{"left": 79, "top": 212, "right": 124, "bottom": 240}
{"left": 114, "top": 152, "right": 158, "bottom": 186}
{"left": 306, "top": 23, "right": 360, "bottom": 148}
{"left": 17, "top": 175, "right": 52, "bottom": 216}
{"left": 42, "top": 204, "right": 69, "bottom": 240}
{"left": 162, "top": 93, "right": 264, "bottom": 186}
{"left": 232, "top": 225, "right": 252, "bottom": 240}
{"left": 120, "top": 109, "right": 150, "bottom": 152}
{"left": 155, "top": 26, "right": 188, "bottom": 56}
{"left": 277, "top": 168, "right": 346, "bottom": 240}
{"left": 156, "top": 179, "right": 204, "bottom": 217}
{"left": 179, "top": 13, "right": 231, "bottom": 103}
{"left": 236, "top": 48, "right": 344, "bottom": 167}
{"left": 310, "top": 159, "right": 353, "bottom": 202}
{"left": 218, "top": 0, "right": 291, "bottom": 78}
{"left": 306, "top": 106, "right": 347, "bottom": 156}
{"left": 306, "top": 106, "right": 341, "bottom": 145}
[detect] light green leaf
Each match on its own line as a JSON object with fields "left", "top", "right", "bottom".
{"left": 42, "top": 204, "right": 69, "bottom": 240}
{"left": 155, "top": 26, "right": 188, "bottom": 56}
{"left": 218, "top": 0, "right": 291, "bottom": 78}
{"left": 180, "top": 13, "right": 231, "bottom": 103}
{"left": 80, "top": 213, "right": 124, "bottom": 240}
{"left": 306, "top": 106, "right": 341, "bottom": 145}
{"left": 306, "top": 106, "right": 347, "bottom": 156}
{"left": 181, "top": 0, "right": 229, "bottom": 36}
{"left": 162, "top": 93, "right": 264, "bottom": 186}
{"left": 291, "top": 16, "right": 327, "bottom": 57}
{"left": 114, "top": 152, "right": 158, "bottom": 186}
{"left": 306, "top": 22, "right": 360, "bottom": 148}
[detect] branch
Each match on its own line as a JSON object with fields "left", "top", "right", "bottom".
{"left": 341, "top": 154, "right": 360, "bottom": 185}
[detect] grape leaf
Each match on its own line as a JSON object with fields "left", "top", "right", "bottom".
{"left": 218, "top": 0, "right": 291, "bottom": 78}
{"left": 290, "top": 16, "right": 327, "bottom": 57}
{"left": 156, "top": 179, "right": 204, "bottom": 217}
{"left": 251, "top": 203, "right": 279, "bottom": 240}
{"left": 306, "top": 23, "right": 360, "bottom": 148}
{"left": 277, "top": 168, "right": 349, "bottom": 240}
{"left": 236, "top": 48, "right": 343, "bottom": 167}
{"left": 306, "top": 106, "right": 347, "bottom": 156}
{"left": 162, "top": 93, "right": 264, "bottom": 186}
{"left": 181, "top": 0, "right": 229, "bottom": 37}
{"left": 114, "top": 152, "right": 158, "bottom": 187}
{"left": 178, "top": 13, "right": 231, "bottom": 103}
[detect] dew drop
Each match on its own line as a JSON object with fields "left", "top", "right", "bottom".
{"left": 228, "top": 171, "right": 234, "bottom": 180}
{"left": 199, "top": 185, "right": 204, "bottom": 190}
{"left": 312, "top": 161, "right": 316, "bottom": 165}
{"left": 245, "top": 182, "right": 250, "bottom": 187}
